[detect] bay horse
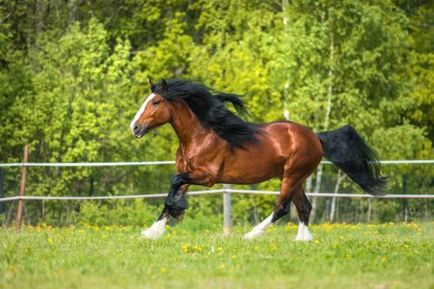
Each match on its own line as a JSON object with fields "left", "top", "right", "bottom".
{"left": 130, "top": 79, "right": 385, "bottom": 240}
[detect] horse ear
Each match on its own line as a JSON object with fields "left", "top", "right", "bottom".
{"left": 149, "top": 77, "right": 156, "bottom": 92}
{"left": 161, "top": 79, "right": 168, "bottom": 92}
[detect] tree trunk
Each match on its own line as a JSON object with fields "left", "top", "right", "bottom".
{"left": 0, "top": 169, "right": 4, "bottom": 215}
{"left": 402, "top": 175, "right": 408, "bottom": 222}
{"left": 310, "top": 166, "right": 323, "bottom": 222}
{"left": 311, "top": 13, "right": 334, "bottom": 223}
{"left": 41, "top": 200, "right": 45, "bottom": 222}
{"left": 329, "top": 170, "right": 344, "bottom": 222}
{"left": 367, "top": 199, "right": 372, "bottom": 222}
{"left": 16, "top": 145, "right": 29, "bottom": 231}
{"left": 68, "top": 0, "right": 80, "bottom": 25}
{"left": 305, "top": 175, "right": 313, "bottom": 193}
{"left": 282, "top": 0, "right": 290, "bottom": 120}
{"left": 35, "top": 0, "right": 47, "bottom": 34}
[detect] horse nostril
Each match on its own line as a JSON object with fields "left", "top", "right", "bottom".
{"left": 133, "top": 125, "right": 140, "bottom": 133}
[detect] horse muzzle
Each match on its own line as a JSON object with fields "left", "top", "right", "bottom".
{"left": 132, "top": 124, "right": 148, "bottom": 138}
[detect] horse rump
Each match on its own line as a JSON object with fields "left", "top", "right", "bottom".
{"left": 317, "top": 125, "right": 386, "bottom": 195}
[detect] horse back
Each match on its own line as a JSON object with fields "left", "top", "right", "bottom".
{"left": 218, "top": 121, "right": 323, "bottom": 184}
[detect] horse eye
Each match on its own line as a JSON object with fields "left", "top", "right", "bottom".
{"left": 152, "top": 100, "right": 161, "bottom": 106}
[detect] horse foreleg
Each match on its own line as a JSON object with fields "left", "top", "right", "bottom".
{"left": 140, "top": 211, "right": 169, "bottom": 240}
{"left": 140, "top": 175, "right": 190, "bottom": 239}
{"left": 141, "top": 170, "right": 213, "bottom": 239}
{"left": 164, "top": 174, "right": 190, "bottom": 219}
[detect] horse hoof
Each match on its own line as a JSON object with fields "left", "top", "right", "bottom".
{"left": 140, "top": 219, "right": 167, "bottom": 240}
{"left": 295, "top": 222, "right": 313, "bottom": 241}
{"left": 140, "top": 228, "right": 164, "bottom": 240}
{"left": 295, "top": 232, "right": 313, "bottom": 241}
{"left": 244, "top": 230, "right": 263, "bottom": 240}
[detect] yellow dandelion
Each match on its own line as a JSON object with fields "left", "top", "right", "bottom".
{"left": 182, "top": 244, "right": 190, "bottom": 253}
{"left": 7, "top": 265, "right": 17, "bottom": 273}
{"left": 160, "top": 267, "right": 167, "bottom": 274}
{"left": 266, "top": 226, "right": 275, "bottom": 232}
{"left": 231, "top": 255, "right": 237, "bottom": 259}
{"left": 47, "top": 238, "right": 54, "bottom": 245}
{"left": 193, "top": 245, "right": 203, "bottom": 252}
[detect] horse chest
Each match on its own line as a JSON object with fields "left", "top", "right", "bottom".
{"left": 176, "top": 149, "right": 197, "bottom": 173}
{"left": 179, "top": 156, "right": 194, "bottom": 172}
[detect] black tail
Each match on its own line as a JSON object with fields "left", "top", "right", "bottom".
{"left": 317, "top": 125, "right": 386, "bottom": 195}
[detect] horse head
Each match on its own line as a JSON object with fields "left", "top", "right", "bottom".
{"left": 130, "top": 78, "right": 172, "bottom": 138}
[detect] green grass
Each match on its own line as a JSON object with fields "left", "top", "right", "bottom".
{"left": 1, "top": 222, "right": 433, "bottom": 289}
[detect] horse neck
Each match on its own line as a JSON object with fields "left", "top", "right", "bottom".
{"left": 169, "top": 101, "right": 209, "bottom": 146}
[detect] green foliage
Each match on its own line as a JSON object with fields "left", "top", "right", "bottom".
{"left": 77, "top": 200, "right": 157, "bottom": 227}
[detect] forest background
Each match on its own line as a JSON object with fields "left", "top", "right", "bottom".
{"left": 0, "top": 0, "right": 432, "bottom": 227}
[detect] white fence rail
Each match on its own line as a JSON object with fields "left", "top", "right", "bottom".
{"left": 1, "top": 189, "right": 433, "bottom": 203}
{"left": 1, "top": 159, "right": 433, "bottom": 168}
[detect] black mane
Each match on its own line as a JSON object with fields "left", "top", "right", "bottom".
{"left": 151, "top": 79, "right": 260, "bottom": 149}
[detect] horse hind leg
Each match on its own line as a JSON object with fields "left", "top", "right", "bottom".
{"left": 244, "top": 172, "right": 302, "bottom": 240}
{"left": 244, "top": 197, "right": 291, "bottom": 240}
{"left": 292, "top": 188, "right": 313, "bottom": 241}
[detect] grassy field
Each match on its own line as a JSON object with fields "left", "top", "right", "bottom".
{"left": 1, "top": 222, "right": 433, "bottom": 289}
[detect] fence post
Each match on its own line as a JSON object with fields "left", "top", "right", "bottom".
{"left": 16, "top": 145, "right": 29, "bottom": 231}
{"left": 0, "top": 168, "right": 4, "bottom": 215}
{"left": 223, "top": 184, "right": 232, "bottom": 236}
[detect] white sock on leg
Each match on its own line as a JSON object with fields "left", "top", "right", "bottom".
{"left": 141, "top": 217, "right": 168, "bottom": 240}
{"left": 295, "top": 222, "right": 313, "bottom": 241}
{"left": 244, "top": 213, "right": 274, "bottom": 240}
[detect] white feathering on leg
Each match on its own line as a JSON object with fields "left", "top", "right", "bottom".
{"left": 295, "top": 222, "right": 304, "bottom": 240}
{"left": 140, "top": 217, "right": 167, "bottom": 240}
{"left": 303, "top": 224, "right": 313, "bottom": 241}
{"left": 244, "top": 213, "right": 274, "bottom": 240}
{"left": 295, "top": 222, "right": 313, "bottom": 241}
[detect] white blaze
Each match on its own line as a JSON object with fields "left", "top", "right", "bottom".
{"left": 130, "top": 93, "right": 156, "bottom": 134}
